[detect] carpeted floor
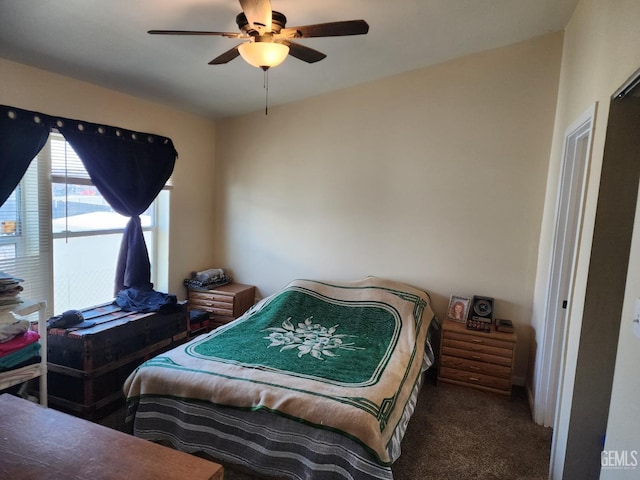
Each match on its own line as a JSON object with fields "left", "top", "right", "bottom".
{"left": 100, "top": 375, "right": 552, "bottom": 479}
{"left": 391, "top": 378, "right": 552, "bottom": 480}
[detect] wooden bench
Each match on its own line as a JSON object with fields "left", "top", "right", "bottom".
{"left": 0, "top": 393, "right": 224, "bottom": 480}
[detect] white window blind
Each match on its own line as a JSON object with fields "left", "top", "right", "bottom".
{"left": 50, "top": 131, "right": 92, "bottom": 184}
{"left": 0, "top": 149, "right": 54, "bottom": 317}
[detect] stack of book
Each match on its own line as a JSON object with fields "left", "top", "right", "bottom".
{"left": 0, "top": 271, "right": 24, "bottom": 310}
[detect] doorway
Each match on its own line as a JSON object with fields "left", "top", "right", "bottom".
{"left": 535, "top": 104, "right": 595, "bottom": 428}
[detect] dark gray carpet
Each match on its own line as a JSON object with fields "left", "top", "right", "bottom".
{"left": 392, "top": 378, "right": 551, "bottom": 479}
{"left": 100, "top": 375, "right": 551, "bottom": 479}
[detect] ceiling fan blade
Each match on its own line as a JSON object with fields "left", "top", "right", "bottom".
{"left": 239, "top": 0, "right": 272, "bottom": 32}
{"left": 208, "top": 45, "right": 242, "bottom": 65}
{"left": 148, "top": 30, "right": 240, "bottom": 38}
{"left": 281, "top": 41, "right": 326, "bottom": 64}
{"left": 281, "top": 20, "right": 369, "bottom": 38}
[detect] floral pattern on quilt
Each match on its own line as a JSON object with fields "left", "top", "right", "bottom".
{"left": 263, "top": 316, "right": 364, "bottom": 360}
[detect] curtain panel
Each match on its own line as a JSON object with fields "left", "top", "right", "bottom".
{"left": 0, "top": 104, "right": 177, "bottom": 295}
{"left": 0, "top": 106, "right": 50, "bottom": 206}
{"left": 56, "top": 119, "right": 176, "bottom": 293}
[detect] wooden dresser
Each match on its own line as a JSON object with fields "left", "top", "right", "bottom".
{"left": 438, "top": 319, "right": 517, "bottom": 397}
{"left": 187, "top": 283, "right": 256, "bottom": 330}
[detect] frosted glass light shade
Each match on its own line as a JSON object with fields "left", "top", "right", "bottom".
{"left": 238, "top": 41, "right": 290, "bottom": 69}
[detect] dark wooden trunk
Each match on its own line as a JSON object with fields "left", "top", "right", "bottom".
{"left": 43, "top": 302, "right": 188, "bottom": 419}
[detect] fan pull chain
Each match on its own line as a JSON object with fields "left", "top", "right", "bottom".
{"left": 263, "top": 68, "right": 269, "bottom": 115}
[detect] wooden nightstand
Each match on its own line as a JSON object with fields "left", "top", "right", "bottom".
{"left": 437, "top": 319, "right": 517, "bottom": 397}
{"left": 187, "top": 282, "right": 256, "bottom": 330}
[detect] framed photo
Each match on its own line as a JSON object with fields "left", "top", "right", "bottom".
{"left": 447, "top": 295, "right": 471, "bottom": 323}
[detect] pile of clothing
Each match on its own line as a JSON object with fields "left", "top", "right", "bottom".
{"left": 0, "top": 310, "right": 40, "bottom": 372}
{"left": 183, "top": 268, "right": 232, "bottom": 291}
{"left": 0, "top": 272, "right": 23, "bottom": 309}
{"left": 115, "top": 287, "right": 180, "bottom": 314}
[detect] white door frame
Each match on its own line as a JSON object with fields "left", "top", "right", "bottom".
{"left": 533, "top": 103, "right": 596, "bottom": 427}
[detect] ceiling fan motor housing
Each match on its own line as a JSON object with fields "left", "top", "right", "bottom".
{"left": 236, "top": 11, "right": 287, "bottom": 35}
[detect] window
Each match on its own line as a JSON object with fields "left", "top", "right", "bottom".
{"left": 0, "top": 131, "right": 169, "bottom": 316}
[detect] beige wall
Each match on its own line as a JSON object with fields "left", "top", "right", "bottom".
{"left": 0, "top": 58, "right": 218, "bottom": 298}
{"left": 529, "top": 0, "right": 640, "bottom": 478}
{"left": 214, "top": 33, "right": 563, "bottom": 383}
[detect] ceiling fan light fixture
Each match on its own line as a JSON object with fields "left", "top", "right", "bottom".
{"left": 238, "top": 41, "right": 289, "bottom": 69}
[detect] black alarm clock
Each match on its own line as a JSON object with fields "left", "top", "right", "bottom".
{"left": 472, "top": 296, "right": 493, "bottom": 320}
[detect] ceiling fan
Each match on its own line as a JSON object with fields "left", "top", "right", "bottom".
{"left": 148, "top": 0, "right": 369, "bottom": 70}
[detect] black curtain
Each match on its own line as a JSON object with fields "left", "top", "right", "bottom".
{"left": 0, "top": 106, "right": 50, "bottom": 206}
{"left": 57, "top": 119, "right": 176, "bottom": 294}
{"left": 0, "top": 105, "right": 177, "bottom": 295}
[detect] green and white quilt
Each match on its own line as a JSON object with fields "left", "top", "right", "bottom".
{"left": 124, "top": 277, "right": 435, "bottom": 465}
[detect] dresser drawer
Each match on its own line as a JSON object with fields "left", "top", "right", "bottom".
{"left": 443, "top": 338, "right": 513, "bottom": 359}
{"left": 445, "top": 331, "right": 514, "bottom": 350}
{"left": 188, "top": 297, "right": 234, "bottom": 316}
{"left": 439, "top": 366, "right": 512, "bottom": 391}
{"left": 442, "top": 345, "right": 513, "bottom": 367}
{"left": 188, "top": 291, "right": 234, "bottom": 304}
{"left": 440, "top": 354, "right": 512, "bottom": 378}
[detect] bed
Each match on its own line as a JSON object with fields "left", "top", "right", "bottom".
{"left": 123, "top": 277, "right": 436, "bottom": 480}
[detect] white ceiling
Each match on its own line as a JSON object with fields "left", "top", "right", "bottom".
{"left": 0, "top": 0, "right": 578, "bottom": 120}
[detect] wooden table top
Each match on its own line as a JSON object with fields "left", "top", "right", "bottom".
{"left": 0, "top": 393, "right": 224, "bottom": 480}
